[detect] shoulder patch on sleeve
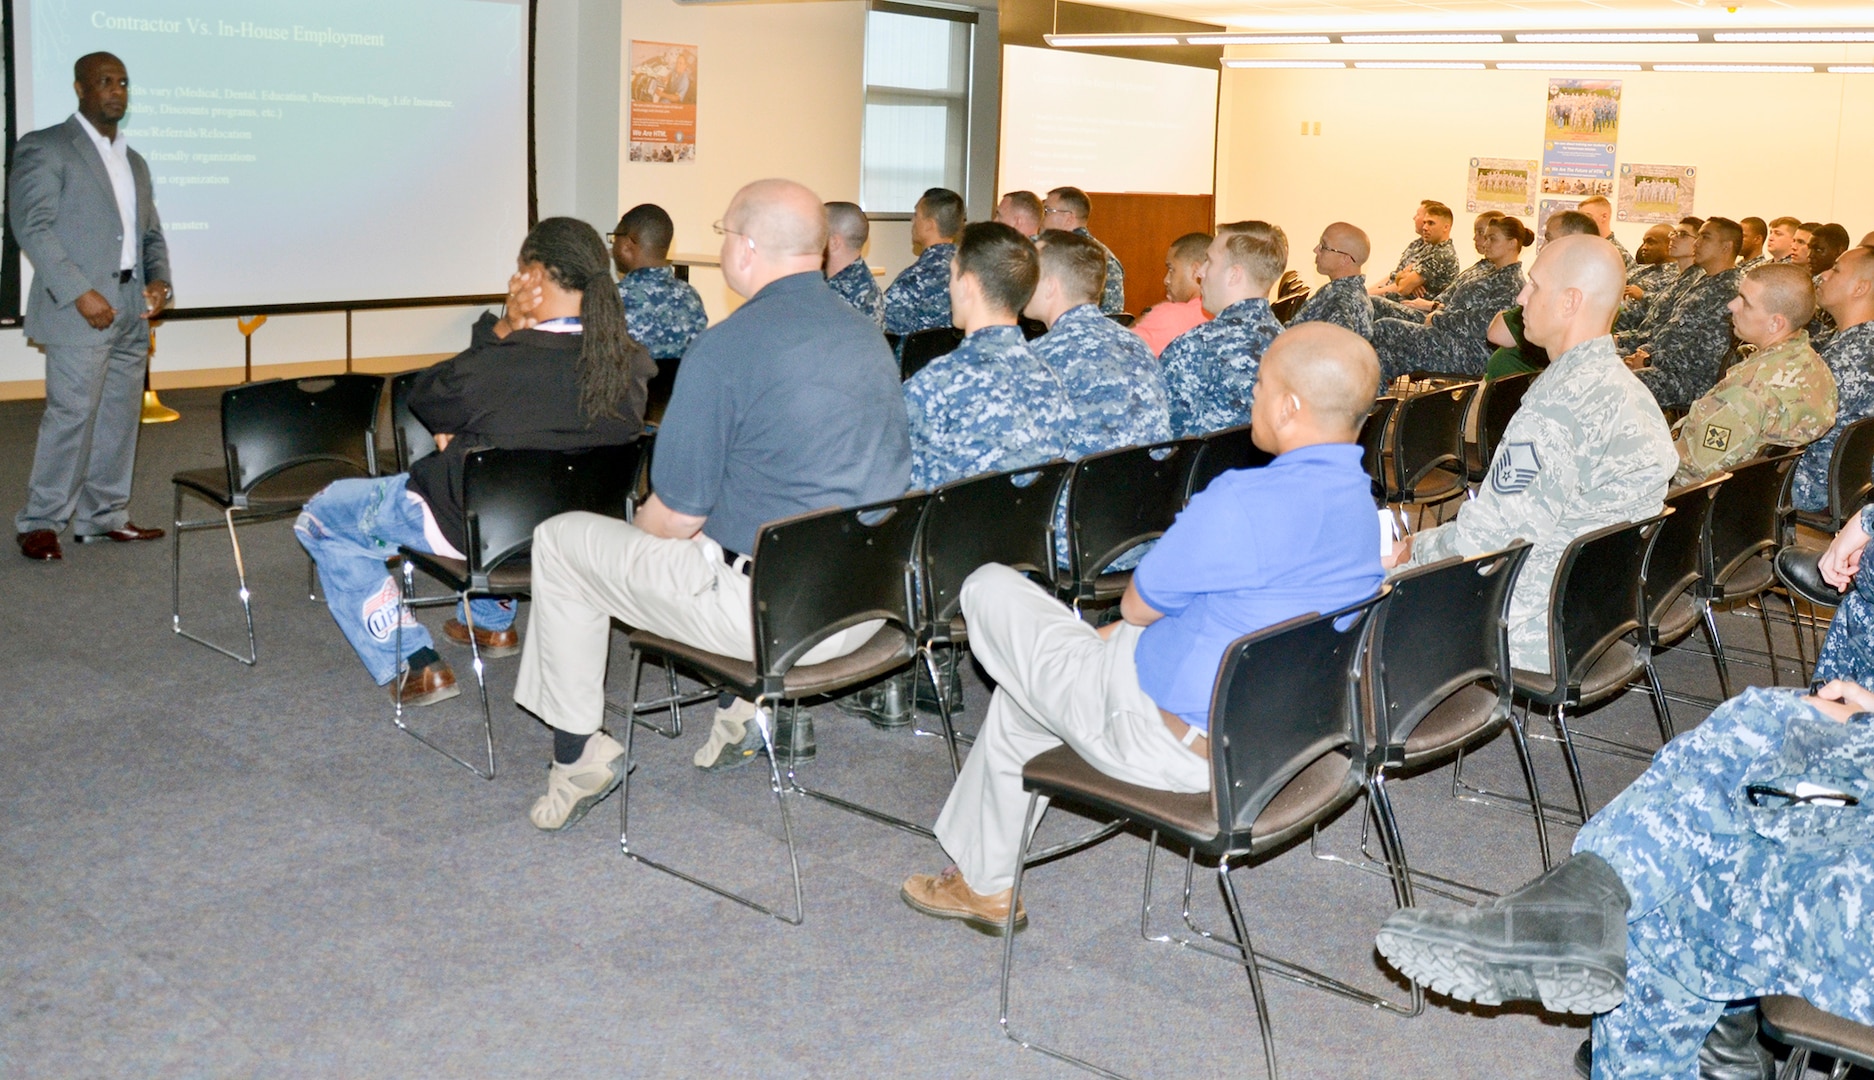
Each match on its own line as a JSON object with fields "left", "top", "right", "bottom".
{"left": 1702, "top": 424, "right": 1732, "bottom": 452}
{"left": 1491, "top": 441, "right": 1542, "bottom": 495}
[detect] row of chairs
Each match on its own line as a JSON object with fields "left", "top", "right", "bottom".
{"left": 1360, "top": 370, "right": 1538, "bottom": 525}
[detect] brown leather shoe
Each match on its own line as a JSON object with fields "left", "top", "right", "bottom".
{"left": 901, "top": 866, "right": 1027, "bottom": 935}
{"left": 74, "top": 522, "right": 165, "bottom": 543}
{"left": 442, "top": 618, "right": 521, "bottom": 658}
{"left": 17, "top": 529, "right": 62, "bottom": 561}
{"left": 391, "top": 657, "right": 461, "bottom": 707}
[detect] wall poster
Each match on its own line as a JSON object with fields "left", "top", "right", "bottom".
{"left": 1467, "top": 158, "right": 1537, "bottom": 217}
{"left": 629, "top": 41, "right": 698, "bottom": 163}
{"left": 1539, "top": 79, "right": 1621, "bottom": 181}
{"left": 1618, "top": 164, "right": 1698, "bottom": 224}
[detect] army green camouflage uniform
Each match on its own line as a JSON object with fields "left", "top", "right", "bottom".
{"left": 1624, "top": 267, "right": 1744, "bottom": 411}
{"left": 1401, "top": 334, "right": 1676, "bottom": 673}
{"left": 1671, "top": 330, "right": 1836, "bottom": 485}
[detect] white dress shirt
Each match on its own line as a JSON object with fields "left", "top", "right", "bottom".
{"left": 74, "top": 112, "right": 138, "bottom": 272}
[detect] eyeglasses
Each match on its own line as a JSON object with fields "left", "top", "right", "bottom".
{"left": 605, "top": 231, "right": 622, "bottom": 243}
{"left": 1042, "top": 206, "right": 1070, "bottom": 218}
{"left": 1315, "top": 241, "right": 1355, "bottom": 259}
{"left": 711, "top": 220, "right": 746, "bottom": 238}
{"left": 1745, "top": 783, "right": 1860, "bottom": 808}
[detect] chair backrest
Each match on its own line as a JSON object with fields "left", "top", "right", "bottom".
{"left": 220, "top": 374, "right": 383, "bottom": 495}
{"left": 1018, "top": 317, "right": 1048, "bottom": 340}
{"left": 460, "top": 443, "right": 646, "bottom": 580}
{"left": 1546, "top": 514, "right": 1666, "bottom": 690}
{"left": 1105, "top": 312, "right": 1136, "bottom": 328}
{"left": 1271, "top": 270, "right": 1311, "bottom": 323}
{"left": 919, "top": 462, "right": 1071, "bottom": 631}
{"left": 749, "top": 492, "right": 929, "bottom": 683}
{"left": 1475, "top": 370, "right": 1536, "bottom": 469}
{"left": 1358, "top": 397, "right": 1398, "bottom": 492}
{"left": 1063, "top": 439, "right": 1200, "bottom": 593}
{"left": 1827, "top": 415, "right": 1874, "bottom": 526}
{"left": 1389, "top": 381, "right": 1478, "bottom": 497}
{"left": 1703, "top": 449, "right": 1799, "bottom": 590}
{"left": 1644, "top": 474, "right": 1725, "bottom": 630}
{"left": 899, "top": 327, "right": 966, "bottom": 381}
{"left": 1208, "top": 590, "right": 1388, "bottom": 847}
{"left": 1184, "top": 423, "right": 1274, "bottom": 501}
{"left": 389, "top": 370, "right": 436, "bottom": 473}
{"left": 1369, "top": 543, "right": 1531, "bottom": 758}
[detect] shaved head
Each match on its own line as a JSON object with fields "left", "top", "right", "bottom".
{"left": 1322, "top": 222, "right": 1370, "bottom": 265}
{"left": 1518, "top": 233, "right": 1627, "bottom": 353}
{"left": 1818, "top": 246, "right": 1874, "bottom": 326}
{"left": 1745, "top": 263, "right": 1817, "bottom": 329}
{"left": 1261, "top": 322, "right": 1380, "bottom": 435}
{"left": 726, "top": 178, "right": 828, "bottom": 257}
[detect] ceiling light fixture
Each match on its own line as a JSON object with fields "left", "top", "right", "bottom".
{"left": 1189, "top": 33, "right": 1332, "bottom": 45}
{"left": 1514, "top": 31, "right": 1700, "bottom": 43}
{"left": 1714, "top": 30, "right": 1874, "bottom": 42}
{"left": 1494, "top": 61, "right": 1645, "bottom": 70}
{"left": 1827, "top": 65, "right": 1874, "bottom": 73}
{"left": 1650, "top": 62, "right": 1817, "bottom": 72}
{"left": 1353, "top": 60, "right": 1489, "bottom": 69}
{"left": 1341, "top": 32, "right": 1504, "bottom": 44}
{"left": 1220, "top": 58, "right": 1348, "bottom": 68}
{"left": 1041, "top": 33, "right": 1182, "bottom": 48}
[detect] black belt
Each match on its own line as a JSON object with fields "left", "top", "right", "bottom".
{"left": 720, "top": 546, "right": 752, "bottom": 576}
{"left": 116, "top": 269, "right": 135, "bottom": 283}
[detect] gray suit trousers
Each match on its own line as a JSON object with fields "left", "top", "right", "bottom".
{"left": 16, "top": 277, "right": 150, "bottom": 535}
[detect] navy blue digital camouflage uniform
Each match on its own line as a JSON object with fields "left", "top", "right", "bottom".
{"left": 1792, "top": 321, "right": 1874, "bottom": 512}
{"left": 1160, "top": 297, "right": 1285, "bottom": 437}
{"left": 1617, "top": 262, "right": 1682, "bottom": 333}
{"left": 826, "top": 258, "right": 884, "bottom": 328}
{"left": 1371, "top": 261, "right": 1525, "bottom": 382}
{"left": 1378, "top": 237, "right": 1459, "bottom": 300}
{"left": 1372, "top": 258, "right": 1497, "bottom": 324}
{"left": 1288, "top": 274, "right": 1373, "bottom": 337}
{"left": 883, "top": 242, "right": 957, "bottom": 336}
{"left": 618, "top": 266, "right": 709, "bottom": 360}
{"left": 1573, "top": 685, "right": 1874, "bottom": 1078}
{"left": 903, "top": 324, "right": 1071, "bottom": 491}
{"left": 1623, "top": 267, "right": 1743, "bottom": 411}
{"left": 1072, "top": 227, "right": 1126, "bottom": 314}
{"left": 1814, "top": 503, "right": 1874, "bottom": 686}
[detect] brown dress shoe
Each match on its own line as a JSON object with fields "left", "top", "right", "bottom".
{"left": 442, "top": 618, "right": 521, "bottom": 658}
{"left": 901, "top": 866, "right": 1027, "bottom": 935}
{"left": 17, "top": 530, "right": 62, "bottom": 560}
{"left": 391, "top": 657, "right": 461, "bottom": 707}
{"left": 74, "top": 522, "right": 165, "bottom": 543}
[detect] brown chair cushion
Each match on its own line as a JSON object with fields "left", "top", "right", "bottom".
{"left": 1250, "top": 750, "right": 1359, "bottom": 849}
{"left": 173, "top": 460, "right": 365, "bottom": 511}
{"left": 1653, "top": 591, "right": 1699, "bottom": 646}
{"left": 1759, "top": 996, "right": 1874, "bottom": 1068}
{"left": 1711, "top": 555, "right": 1773, "bottom": 603}
{"left": 1401, "top": 683, "right": 1505, "bottom": 763}
{"left": 400, "top": 550, "right": 532, "bottom": 593}
{"left": 1023, "top": 744, "right": 1217, "bottom": 843}
{"left": 1514, "top": 641, "right": 1642, "bottom": 708}
{"left": 628, "top": 624, "right": 913, "bottom": 700}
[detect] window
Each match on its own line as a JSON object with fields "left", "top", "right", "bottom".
{"left": 862, "top": 4, "right": 975, "bottom": 214}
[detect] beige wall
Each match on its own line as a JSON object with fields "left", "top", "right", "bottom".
{"left": 1217, "top": 65, "right": 1874, "bottom": 290}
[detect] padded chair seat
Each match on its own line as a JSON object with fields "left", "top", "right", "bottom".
{"left": 1398, "top": 464, "right": 1467, "bottom": 505}
{"left": 1400, "top": 683, "right": 1505, "bottom": 763}
{"left": 1774, "top": 546, "right": 1844, "bottom": 609}
{"left": 1709, "top": 555, "right": 1774, "bottom": 604}
{"left": 627, "top": 624, "right": 913, "bottom": 700}
{"left": 398, "top": 548, "right": 532, "bottom": 593}
{"left": 1652, "top": 590, "right": 1700, "bottom": 647}
{"left": 1083, "top": 570, "right": 1133, "bottom": 602}
{"left": 1759, "top": 996, "right": 1874, "bottom": 1069}
{"left": 173, "top": 459, "right": 367, "bottom": 511}
{"left": 1513, "top": 641, "right": 1643, "bottom": 708}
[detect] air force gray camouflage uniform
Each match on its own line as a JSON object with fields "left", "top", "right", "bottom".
{"left": 1072, "top": 227, "right": 1126, "bottom": 314}
{"left": 1371, "top": 261, "right": 1526, "bottom": 382}
{"left": 883, "top": 242, "right": 957, "bottom": 336}
{"left": 1378, "top": 237, "right": 1459, "bottom": 300}
{"left": 1573, "top": 685, "right": 1874, "bottom": 1078}
{"left": 826, "top": 258, "right": 884, "bottom": 328}
{"left": 618, "top": 266, "right": 709, "bottom": 359}
{"left": 1160, "top": 297, "right": 1285, "bottom": 437}
{"left": 1400, "top": 334, "right": 1676, "bottom": 673}
{"left": 903, "top": 324, "right": 1071, "bottom": 491}
{"left": 1288, "top": 274, "right": 1372, "bottom": 337}
{"left": 1793, "top": 321, "right": 1874, "bottom": 512}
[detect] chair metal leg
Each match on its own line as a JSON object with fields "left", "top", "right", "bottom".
{"left": 913, "top": 644, "right": 975, "bottom": 749}
{"left": 387, "top": 569, "right": 496, "bottom": 781}
{"left": 171, "top": 491, "right": 260, "bottom": 666}
{"left": 1758, "top": 593, "right": 1782, "bottom": 687}
{"left": 618, "top": 693, "right": 804, "bottom": 925}
{"left": 921, "top": 645, "right": 962, "bottom": 777}
{"left": 1452, "top": 706, "right": 1587, "bottom": 829}
{"left": 609, "top": 651, "right": 714, "bottom": 737}
{"left": 1218, "top": 861, "right": 1282, "bottom": 1080}
{"left": 1504, "top": 709, "right": 1554, "bottom": 871}
{"left": 1644, "top": 653, "right": 1676, "bottom": 744}
{"left": 306, "top": 552, "right": 320, "bottom": 602}
{"left": 1553, "top": 704, "right": 1594, "bottom": 825}
{"left": 1702, "top": 598, "right": 1735, "bottom": 700}
{"left": 1778, "top": 1048, "right": 1811, "bottom": 1080}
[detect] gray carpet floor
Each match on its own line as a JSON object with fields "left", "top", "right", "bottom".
{"left": 0, "top": 386, "right": 1829, "bottom": 1078}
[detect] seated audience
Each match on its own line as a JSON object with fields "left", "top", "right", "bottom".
{"left": 1622, "top": 223, "right": 1679, "bottom": 308}
{"left": 1622, "top": 217, "right": 1746, "bottom": 411}
{"left": 903, "top": 222, "right": 1070, "bottom": 491}
{"left": 1484, "top": 212, "right": 1600, "bottom": 380}
{"left": 1370, "top": 199, "right": 1458, "bottom": 301}
{"left": 513, "top": 180, "right": 911, "bottom": 816}
{"left": 1792, "top": 245, "right": 1874, "bottom": 511}
{"left": 1737, "top": 215, "right": 1769, "bottom": 270}
{"left": 883, "top": 187, "right": 965, "bottom": 336}
{"left": 1371, "top": 213, "right": 1530, "bottom": 382}
{"left": 1814, "top": 492, "right": 1874, "bottom": 683}
{"left": 1670, "top": 263, "right": 1834, "bottom": 486}
{"left": 823, "top": 200, "right": 883, "bottom": 327}
{"left": 900, "top": 322, "right": 1386, "bottom": 933}
{"left": 1808, "top": 224, "right": 1852, "bottom": 337}
{"left": 1160, "top": 221, "right": 1287, "bottom": 437}
{"left": 611, "top": 203, "right": 709, "bottom": 360}
{"left": 1376, "top": 678, "right": 1874, "bottom": 1080}
{"left": 1766, "top": 215, "right": 1803, "bottom": 264}
{"left": 1288, "top": 222, "right": 1373, "bottom": 337}
{"left": 1576, "top": 195, "right": 1634, "bottom": 270}
{"left": 1391, "top": 235, "right": 1674, "bottom": 674}
{"left": 994, "top": 190, "right": 1043, "bottom": 239}
{"left": 1043, "top": 186, "right": 1125, "bottom": 314}
{"left": 1793, "top": 222, "right": 1819, "bottom": 270}
{"left": 1617, "top": 220, "right": 1701, "bottom": 335}
{"left": 297, "top": 218, "right": 654, "bottom": 705}
{"left": 1373, "top": 210, "right": 1499, "bottom": 323}
{"left": 1131, "top": 232, "right": 1212, "bottom": 356}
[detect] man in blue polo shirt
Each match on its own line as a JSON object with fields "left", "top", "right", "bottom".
{"left": 901, "top": 321, "right": 1386, "bottom": 933}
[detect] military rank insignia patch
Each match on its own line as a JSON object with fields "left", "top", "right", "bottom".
{"left": 1702, "top": 424, "right": 1732, "bottom": 452}
{"left": 1492, "top": 441, "right": 1542, "bottom": 494}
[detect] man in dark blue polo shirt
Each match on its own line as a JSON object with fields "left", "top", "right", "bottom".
{"left": 901, "top": 322, "right": 1386, "bottom": 933}
{"left": 514, "top": 179, "right": 911, "bottom": 831}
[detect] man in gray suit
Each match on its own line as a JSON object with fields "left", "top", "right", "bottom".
{"left": 10, "top": 51, "right": 172, "bottom": 560}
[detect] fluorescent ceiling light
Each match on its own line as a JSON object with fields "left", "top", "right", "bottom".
{"left": 1651, "top": 63, "right": 1816, "bottom": 72}
{"left": 1354, "top": 60, "right": 1488, "bottom": 69}
{"left": 1828, "top": 65, "right": 1874, "bottom": 73}
{"left": 1495, "top": 61, "right": 1644, "bottom": 71}
{"left": 1221, "top": 58, "right": 1347, "bottom": 68}
{"left": 1341, "top": 32, "right": 1504, "bottom": 44}
{"left": 1042, "top": 33, "right": 1181, "bottom": 47}
{"left": 1190, "top": 33, "right": 1331, "bottom": 44}
{"left": 1515, "top": 31, "right": 1699, "bottom": 43}
{"left": 1715, "top": 31, "right": 1874, "bottom": 42}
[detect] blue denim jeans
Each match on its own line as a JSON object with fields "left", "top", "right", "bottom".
{"left": 295, "top": 474, "right": 515, "bottom": 685}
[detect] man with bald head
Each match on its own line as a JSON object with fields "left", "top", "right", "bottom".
{"left": 823, "top": 200, "right": 883, "bottom": 327}
{"left": 902, "top": 322, "right": 1385, "bottom": 934}
{"left": 994, "top": 190, "right": 1043, "bottom": 239}
{"left": 1288, "top": 222, "right": 1373, "bottom": 337}
{"left": 1792, "top": 246, "right": 1874, "bottom": 511}
{"left": 515, "top": 179, "right": 913, "bottom": 827}
{"left": 1392, "top": 235, "right": 1675, "bottom": 675}
{"left": 1671, "top": 264, "right": 1834, "bottom": 485}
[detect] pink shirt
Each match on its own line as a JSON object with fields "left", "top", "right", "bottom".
{"left": 1132, "top": 296, "right": 1211, "bottom": 357}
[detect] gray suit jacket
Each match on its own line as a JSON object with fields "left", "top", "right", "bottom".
{"left": 7, "top": 115, "right": 170, "bottom": 345}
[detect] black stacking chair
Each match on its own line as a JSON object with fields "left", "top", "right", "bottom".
{"left": 172, "top": 374, "right": 384, "bottom": 665}
{"left": 998, "top": 592, "right": 1394, "bottom": 1080}
{"left": 1697, "top": 450, "right": 1801, "bottom": 698}
{"left": 1057, "top": 439, "right": 1200, "bottom": 610}
{"left": 1760, "top": 996, "right": 1874, "bottom": 1080}
{"left": 618, "top": 493, "right": 929, "bottom": 924}
{"left": 1314, "top": 544, "right": 1548, "bottom": 899}
{"left": 1383, "top": 381, "right": 1479, "bottom": 525}
{"left": 390, "top": 443, "right": 644, "bottom": 780}
{"left": 1773, "top": 544, "right": 1844, "bottom": 679}
{"left": 1184, "top": 423, "right": 1273, "bottom": 501}
{"left": 1360, "top": 397, "right": 1400, "bottom": 496}
{"left": 1628, "top": 474, "right": 1726, "bottom": 743}
{"left": 1791, "top": 414, "right": 1874, "bottom": 535}
{"left": 1465, "top": 370, "right": 1536, "bottom": 484}
{"left": 899, "top": 327, "right": 965, "bottom": 381}
{"left": 388, "top": 370, "right": 437, "bottom": 474}
{"left": 1105, "top": 311, "right": 1136, "bottom": 328}
{"left": 1458, "top": 515, "right": 1667, "bottom": 827}
{"left": 1271, "top": 270, "right": 1311, "bottom": 323}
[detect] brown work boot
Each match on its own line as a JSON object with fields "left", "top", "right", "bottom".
{"left": 391, "top": 647, "right": 460, "bottom": 707}
{"left": 443, "top": 618, "right": 521, "bottom": 658}
{"left": 901, "top": 865, "right": 1027, "bottom": 935}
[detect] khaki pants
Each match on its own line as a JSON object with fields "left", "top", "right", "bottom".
{"left": 514, "top": 512, "right": 878, "bottom": 736}
{"left": 934, "top": 564, "right": 1210, "bottom": 895}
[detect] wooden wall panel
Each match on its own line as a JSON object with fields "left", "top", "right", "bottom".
{"left": 1084, "top": 193, "right": 1215, "bottom": 316}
